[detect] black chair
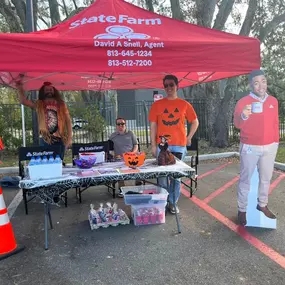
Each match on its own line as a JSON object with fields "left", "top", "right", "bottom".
{"left": 19, "top": 145, "right": 66, "bottom": 215}
{"left": 71, "top": 141, "right": 113, "bottom": 202}
{"left": 186, "top": 137, "right": 199, "bottom": 197}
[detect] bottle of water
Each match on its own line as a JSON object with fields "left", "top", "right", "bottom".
{"left": 42, "top": 155, "right": 48, "bottom": 164}
{"left": 55, "top": 154, "right": 62, "bottom": 164}
{"left": 29, "top": 156, "right": 36, "bottom": 166}
{"left": 48, "top": 155, "right": 55, "bottom": 164}
{"left": 35, "top": 156, "right": 41, "bottom": 165}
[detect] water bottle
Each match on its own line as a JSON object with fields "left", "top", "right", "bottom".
{"left": 29, "top": 156, "right": 36, "bottom": 166}
{"left": 35, "top": 156, "right": 41, "bottom": 165}
{"left": 48, "top": 155, "right": 55, "bottom": 164}
{"left": 55, "top": 154, "right": 62, "bottom": 164}
{"left": 42, "top": 155, "right": 48, "bottom": 164}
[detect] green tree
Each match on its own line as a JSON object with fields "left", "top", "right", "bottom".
{"left": 149, "top": 0, "right": 285, "bottom": 147}
{"left": 80, "top": 104, "right": 106, "bottom": 142}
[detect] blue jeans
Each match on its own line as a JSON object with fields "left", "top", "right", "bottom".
{"left": 157, "top": 145, "right": 187, "bottom": 205}
{"left": 39, "top": 138, "right": 65, "bottom": 160}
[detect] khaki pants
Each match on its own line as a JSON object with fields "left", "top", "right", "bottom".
{"left": 238, "top": 142, "right": 278, "bottom": 212}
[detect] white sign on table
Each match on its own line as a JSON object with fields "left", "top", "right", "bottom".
{"left": 153, "top": 94, "right": 163, "bottom": 101}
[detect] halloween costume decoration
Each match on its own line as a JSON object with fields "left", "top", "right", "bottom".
{"left": 36, "top": 100, "right": 70, "bottom": 145}
{"left": 157, "top": 135, "right": 176, "bottom": 166}
{"left": 162, "top": 107, "right": 180, "bottom": 126}
{"left": 148, "top": 98, "right": 197, "bottom": 147}
{"left": 123, "top": 152, "right": 146, "bottom": 168}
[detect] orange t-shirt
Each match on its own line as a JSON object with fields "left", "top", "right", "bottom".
{"left": 148, "top": 98, "right": 197, "bottom": 146}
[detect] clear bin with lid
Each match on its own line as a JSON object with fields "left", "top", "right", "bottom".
{"left": 120, "top": 185, "right": 168, "bottom": 205}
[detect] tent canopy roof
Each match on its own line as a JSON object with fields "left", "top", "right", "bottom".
{"left": 0, "top": 0, "right": 260, "bottom": 91}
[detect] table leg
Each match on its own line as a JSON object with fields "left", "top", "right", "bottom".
{"left": 48, "top": 203, "right": 53, "bottom": 229}
{"left": 44, "top": 203, "right": 49, "bottom": 250}
{"left": 64, "top": 192, "right": 68, "bottom": 208}
{"left": 79, "top": 189, "right": 82, "bottom": 203}
{"left": 190, "top": 176, "right": 193, "bottom": 197}
{"left": 168, "top": 175, "right": 181, "bottom": 234}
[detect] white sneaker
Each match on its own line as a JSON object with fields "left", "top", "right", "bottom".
{"left": 169, "top": 203, "right": 179, "bottom": 214}
{"left": 117, "top": 190, "right": 124, "bottom": 198}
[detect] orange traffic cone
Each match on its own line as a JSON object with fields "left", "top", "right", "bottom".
{"left": 0, "top": 187, "right": 24, "bottom": 260}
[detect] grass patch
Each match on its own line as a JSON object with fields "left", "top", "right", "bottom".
{"left": 276, "top": 145, "right": 285, "bottom": 163}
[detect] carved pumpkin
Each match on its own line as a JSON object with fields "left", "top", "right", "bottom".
{"left": 162, "top": 107, "right": 180, "bottom": 126}
{"left": 123, "top": 152, "right": 146, "bottom": 168}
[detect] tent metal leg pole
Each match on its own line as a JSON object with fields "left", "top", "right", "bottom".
{"left": 21, "top": 105, "right": 26, "bottom": 147}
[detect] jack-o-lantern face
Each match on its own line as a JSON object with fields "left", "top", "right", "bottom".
{"left": 129, "top": 157, "right": 139, "bottom": 166}
{"left": 162, "top": 107, "right": 180, "bottom": 126}
{"left": 123, "top": 152, "right": 146, "bottom": 168}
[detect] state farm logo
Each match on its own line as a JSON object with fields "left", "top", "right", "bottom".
{"left": 79, "top": 146, "right": 104, "bottom": 152}
{"left": 94, "top": 25, "right": 150, "bottom": 39}
{"left": 26, "top": 151, "right": 54, "bottom": 157}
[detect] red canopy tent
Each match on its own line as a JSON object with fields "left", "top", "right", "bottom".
{"left": 0, "top": 0, "right": 260, "bottom": 91}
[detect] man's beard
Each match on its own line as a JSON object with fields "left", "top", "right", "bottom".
{"left": 45, "top": 92, "right": 54, "bottom": 98}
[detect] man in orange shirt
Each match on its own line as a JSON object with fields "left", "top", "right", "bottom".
{"left": 149, "top": 75, "right": 199, "bottom": 214}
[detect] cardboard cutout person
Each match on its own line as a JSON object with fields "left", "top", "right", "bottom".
{"left": 233, "top": 70, "right": 279, "bottom": 226}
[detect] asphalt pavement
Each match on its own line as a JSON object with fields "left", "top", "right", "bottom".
{"left": 0, "top": 160, "right": 285, "bottom": 285}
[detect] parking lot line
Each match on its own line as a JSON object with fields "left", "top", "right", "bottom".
{"left": 269, "top": 174, "right": 285, "bottom": 195}
{"left": 183, "top": 162, "right": 233, "bottom": 187}
{"left": 202, "top": 171, "right": 285, "bottom": 205}
{"left": 198, "top": 162, "right": 232, "bottom": 180}
{"left": 181, "top": 187, "right": 285, "bottom": 269}
{"left": 7, "top": 189, "right": 23, "bottom": 218}
{"left": 203, "top": 176, "right": 240, "bottom": 204}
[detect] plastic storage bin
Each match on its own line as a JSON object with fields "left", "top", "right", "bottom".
{"left": 29, "top": 163, "right": 62, "bottom": 180}
{"left": 131, "top": 203, "right": 166, "bottom": 226}
{"left": 28, "top": 155, "right": 62, "bottom": 180}
{"left": 121, "top": 185, "right": 169, "bottom": 205}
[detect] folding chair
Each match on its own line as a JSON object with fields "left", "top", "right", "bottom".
{"left": 71, "top": 141, "right": 113, "bottom": 202}
{"left": 186, "top": 137, "right": 199, "bottom": 197}
{"left": 19, "top": 145, "right": 66, "bottom": 215}
{"left": 137, "top": 138, "right": 141, "bottom": 152}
